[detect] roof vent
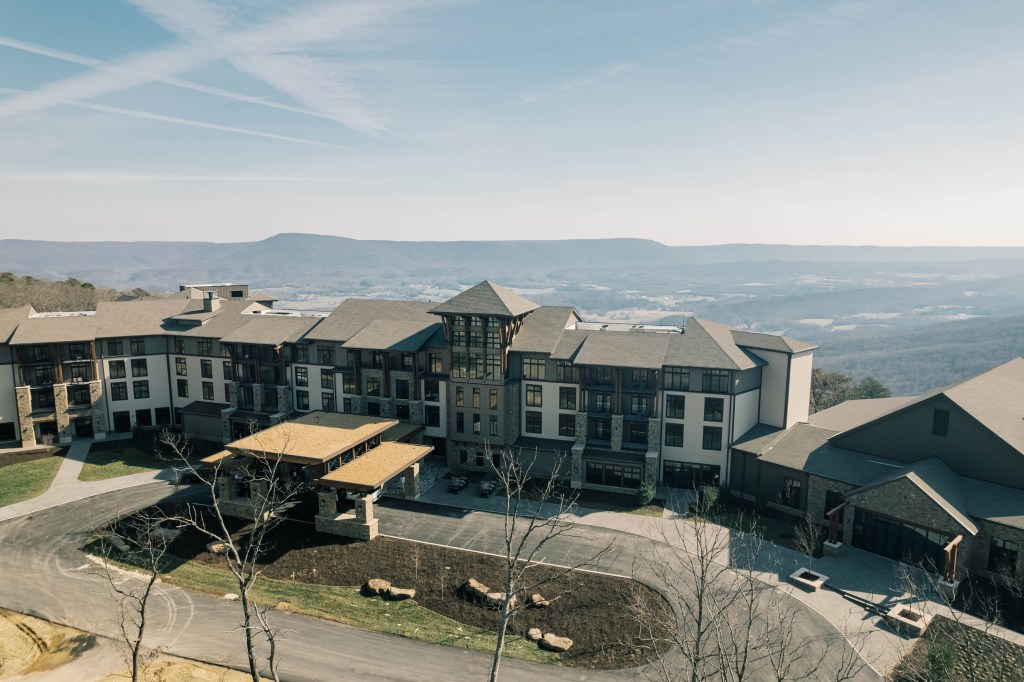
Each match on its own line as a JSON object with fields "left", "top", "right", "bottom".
{"left": 203, "top": 291, "right": 221, "bottom": 313}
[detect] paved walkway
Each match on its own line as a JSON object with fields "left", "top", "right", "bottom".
{"left": 0, "top": 436, "right": 177, "bottom": 523}
{"left": 416, "top": 476, "right": 1024, "bottom": 677}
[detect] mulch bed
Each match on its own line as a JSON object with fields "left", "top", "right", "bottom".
{"left": 890, "top": 615, "right": 1024, "bottom": 681}
{"left": 155, "top": 507, "right": 672, "bottom": 669}
{"left": 0, "top": 447, "right": 64, "bottom": 469}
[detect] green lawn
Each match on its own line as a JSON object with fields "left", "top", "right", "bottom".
{"left": 152, "top": 558, "right": 557, "bottom": 665}
{"left": 0, "top": 456, "right": 63, "bottom": 507}
{"left": 78, "top": 445, "right": 167, "bottom": 481}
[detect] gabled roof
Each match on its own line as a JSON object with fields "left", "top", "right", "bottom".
{"left": 833, "top": 358, "right": 1024, "bottom": 454}
{"left": 846, "top": 457, "right": 978, "bottom": 535}
{"left": 731, "top": 329, "right": 818, "bottom": 354}
{"left": 659, "top": 318, "right": 762, "bottom": 371}
{"left": 809, "top": 397, "right": 915, "bottom": 432}
{"left": 94, "top": 298, "right": 194, "bottom": 338}
{"left": 428, "top": 280, "right": 539, "bottom": 317}
{"left": 511, "top": 306, "right": 581, "bottom": 354}
{"left": 10, "top": 313, "right": 97, "bottom": 345}
{"left": 343, "top": 319, "right": 442, "bottom": 352}
{"left": 0, "top": 306, "right": 34, "bottom": 344}
{"left": 571, "top": 331, "right": 670, "bottom": 369}
{"left": 305, "top": 300, "right": 435, "bottom": 343}
{"left": 219, "top": 314, "right": 321, "bottom": 346}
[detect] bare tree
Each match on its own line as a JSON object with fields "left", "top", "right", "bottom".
{"left": 159, "top": 427, "right": 302, "bottom": 682}
{"left": 485, "top": 446, "right": 611, "bottom": 682}
{"left": 792, "top": 515, "right": 822, "bottom": 573}
{"left": 97, "top": 512, "right": 169, "bottom": 682}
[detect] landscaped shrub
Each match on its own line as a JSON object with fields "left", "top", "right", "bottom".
{"left": 637, "top": 482, "right": 655, "bottom": 506}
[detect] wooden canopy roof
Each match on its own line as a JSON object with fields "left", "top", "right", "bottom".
{"left": 224, "top": 411, "right": 397, "bottom": 465}
{"left": 316, "top": 442, "right": 433, "bottom": 493}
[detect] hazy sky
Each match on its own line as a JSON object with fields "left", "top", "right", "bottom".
{"left": 1, "top": 0, "right": 1021, "bottom": 245}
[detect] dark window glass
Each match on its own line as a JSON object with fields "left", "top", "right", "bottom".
{"left": 424, "top": 380, "right": 440, "bottom": 402}
{"left": 295, "top": 367, "right": 308, "bottom": 387}
{"left": 109, "top": 360, "right": 126, "bottom": 379}
{"left": 133, "top": 380, "right": 149, "bottom": 399}
{"left": 526, "top": 384, "right": 543, "bottom": 407}
{"left": 558, "top": 414, "right": 576, "bottom": 437}
{"left": 177, "top": 379, "right": 188, "bottom": 398}
{"left": 202, "top": 381, "right": 214, "bottom": 401}
{"left": 704, "top": 397, "right": 724, "bottom": 422}
{"left": 106, "top": 339, "right": 123, "bottom": 356}
{"left": 296, "top": 390, "right": 309, "bottom": 410}
{"left": 665, "top": 423, "right": 684, "bottom": 447}
{"left": 932, "top": 409, "right": 950, "bottom": 437}
{"left": 525, "top": 411, "right": 542, "bottom": 434}
{"left": 111, "top": 382, "right": 128, "bottom": 401}
{"left": 666, "top": 394, "right": 685, "bottom": 419}
{"left": 200, "top": 359, "right": 212, "bottom": 379}
{"left": 702, "top": 426, "right": 723, "bottom": 451}
{"left": 559, "top": 387, "right": 576, "bottom": 411}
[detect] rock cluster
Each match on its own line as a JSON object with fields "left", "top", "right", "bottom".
{"left": 539, "top": 633, "right": 574, "bottom": 653}
{"left": 527, "top": 628, "right": 543, "bottom": 642}
{"left": 363, "top": 578, "right": 416, "bottom": 600}
{"left": 463, "top": 578, "right": 515, "bottom": 609}
{"left": 528, "top": 593, "right": 550, "bottom": 608}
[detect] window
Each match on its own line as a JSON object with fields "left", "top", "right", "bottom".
{"left": 221, "top": 344, "right": 231, "bottom": 358}
{"left": 476, "top": 451, "right": 485, "bottom": 468}
{"left": 486, "top": 331, "right": 500, "bottom": 349}
{"left": 459, "top": 449, "right": 469, "bottom": 465}
{"left": 31, "top": 366, "right": 54, "bottom": 385}
{"left": 468, "top": 353, "right": 483, "bottom": 379}
{"left": 342, "top": 375, "right": 357, "bottom": 394}
{"left": 109, "top": 360, "right": 126, "bottom": 379}
{"left": 175, "top": 357, "right": 187, "bottom": 376}
{"left": 630, "top": 395, "right": 649, "bottom": 416}
{"left": 127, "top": 358, "right": 146, "bottom": 378}
{"left": 591, "top": 366, "right": 613, "bottom": 385}
{"left": 456, "top": 412, "right": 465, "bottom": 433}
{"left": 523, "top": 358, "right": 545, "bottom": 380}
{"left": 426, "top": 405, "right": 440, "bottom": 428}
{"left": 555, "top": 360, "right": 579, "bottom": 383}
{"left": 200, "top": 359, "right": 212, "bottom": 379}
{"left": 489, "top": 389, "right": 498, "bottom": 410}
{"left": 296, "top": 390, "right": 309, "bottom": 410}
{"left": 367, "top": 401, "right": 381, "bottom": 416}
{"left": 489, "top": 415, "right": 499, "bottom": 437}
{"left": 453, "top": 315, "right": 466, "bottom": 327}
{"left": 989, "top": 538, "right": 1019, "bottom": 577}
{"left": 428, "top": 352, "right": 443, "bottom": 373}
{"left": 485, "top": 355, "right": 502, "bottom": 380}
{"left": 666, "top": 394, "right": 685, "bottom": 419}
{"left": 295, "top": 366, "right": 308, "bottom": 387}
{"left": 294, "top": 344, "right": 309, "bottom": 364}
{"left": 155, "top": 407, "right": 171, "bottom": 426}
{"left": 223, "top": 361, "right": 233, "bottom": 380}
{"left": 396, "top": 380, "right": 410, "bottom": 400}
{"left": 780, "top": 477, "right": 802, "bottom": 509}
{"left": 704, "top": 397, "right": 724, "bottom": 422}
{"left": 702, "top": 426, "right": 723, "bottom": 451}
{"left": 932, "top": 409, "right": 950, "bottom": 437}
{"left": 371, "top": 351, "right": 384, "bottom": 369}
{"left": 663, "top": 461, "right": 720, "bottom": 488}
{"left": 343, "top": 398, "right": 352, "bottom": 413}
{"left": 592, "top": 418, "right": 611, "bottom": 440}
{"left": 824, "top": 490, "right": 845, "bottom": 524}
{"left": 135, "top": 409, "right": 153, "bottom": 427}
{"left": 631, "top": 369, "right": 648, "bottom": 388}
{"left": 130, "top": 337, "right": 146, "bottom": 355}
{"left": 472, "top": 413, "right": 481, "bottom": 434}
{"left": 424, "top": 380, "right": 440, "bottom": 402}
{"left": 173, "top": 338, "right": 185, "bottom": 354}
{"left": 196, "top": 338, "right": 212, "bottom": 356}
{"left": 526, "top": 384, "right": 543, "bottom": 407}
{"left": 133, "top": 380, "right": 150, "bottom": 400}
{"left": 202, "top": 381, "right": 214, "bottom": 401}
{"left": 397, "top": 403, "right": 410, "bottom": 421}
{"left": 29, "top": 345, "right": 51, "bottom": 363}
{"left": 401, "top": 353, "right": 414, "bottom": 371}
{"left": 468, "top": 330, "right": 483, "bottom": 347}
{"left": 455, "top": 386, "right": 464, "bottom": 407}
{"left": 322, "top": 392, "right": 335, "bottom": 412}
{"left": 472, "top": 387, "right": 480, "bottom": 408}
{"left": 177, "top": 379, "right": 188, "bottom": 398}
{"left": 67, "top": 363, "right": 90, "bottom": 382}
{"left": 702, "top": 369, "right": 730, "bottom": 393}
{"left": 525, "top": 411, "right": 542, "bottom": 434}
{"left": 665, "top": 423, "right": 684, "bottom": 447}
{"left": 111, "top": 382, "right": 128, "bottom": 401}
{"left": 366, "top": 378, "right": 381, "bottom": 397}
{"left": 559, "top": 414, "right": 576, "bottom": 438}
{"left": 852, "top": 509, "right": 952, "bottom": 570}
{"left": 317, "top": 345, "right": 336, "bottom": 366}
{"left": 69, "top": 385, "right": 91, "bottom": 405}
{"left": 559, "top": 387, "right": 576, "bottom": 411}
{"left": 470, "top": 315, "right": 482, "bottom": 327}
{"left": 452, "top": 328, "right": 466, "bottom": 346}
{"left": 628, "top": 420, "right": 648, "bottom": 445}
{"left": 321, "top": 369, "right": 334, "bottom": 389}
{"left": 585, "top": 461, "right": 642, "bottom": 489}
{"left": 31, "top": 388, "right": 55, "bottom": 410}
{"left": 106, "top": 339, "right": 123, "bottom": 356}
{"left": 451, "top": 352, "right": 466, "bottom": 378}
{"left": 69, "top": 342, "right": 87, "bottom": 358}
{"left": 591, "top": 391, "right": 612, "bottom": 413}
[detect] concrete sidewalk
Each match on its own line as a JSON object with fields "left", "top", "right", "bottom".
{"left": 0, "top": 436, "right": 177, "bottom": 523}
{"left": 415, "top": 474, "right": 1024, "bottom": 678}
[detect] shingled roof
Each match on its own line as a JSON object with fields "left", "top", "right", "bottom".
{"left": 0, "top": 306, "right": 34, "bottom": 344}
{"left": 305, "top": 300, "right": 436, "bottom": 343}
{"left": 731, "top": 329, "right": 818, "bottom": 354}
{"left": 428, "top": 281, "right": 539, "bottom": 317}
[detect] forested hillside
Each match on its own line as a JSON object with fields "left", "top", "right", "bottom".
{"left": 0, "top": 272, "right": 153, "bottom": 312}
{"left": 814, "top": 315, "right": 1024, "bottom": 396}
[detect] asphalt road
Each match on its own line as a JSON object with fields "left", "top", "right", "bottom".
{"left": 0, "top": 483, "right": 880, "bottom": 681}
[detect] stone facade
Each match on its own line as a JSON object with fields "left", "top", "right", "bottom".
{"left": 379, "top": 397, "right": 395, "bottom": 418}
{"left": 53, "top": 384, "right": 71, "bottom": 444}
{"left": 275, "top": 385, "right": 292, "bottom": 416}
{"left": 610, "top": 414, "right": 624, "bottom": 451}
{"left": 571, "top": 443, "right": 584, "bottom": 488}
{"left": 574, "top": 413, "right": 587, "bottom": 446}
{"left": 88, "top": 380, "right": 106, "bottom": 437}
{"left": 968, "top": 520, "right": 1024, "bottom": 585}
{"left": 15, "top": 385, "right": 34, "bottom": 446}
{"left": 252, "top": 383, "right": 263, "bottom": 412}
{"left": 408, "top": 399, "right": 424, "bottom": 427}
{"left": 403, "top": 463, "right": 420, "bottom": 499}
{"left": 805, "top": 476, "right": 857, "bottom": 531}
{"left": 503, "top": 382, "right": 521, "bottom": 445}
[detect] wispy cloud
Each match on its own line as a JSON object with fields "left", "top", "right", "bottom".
{"left": 714, "top": 0, "right": 888, "bottom": 51}
{"left": 0, "top": 0, "right": 433, "bottom": 136}
{"left": 0, "top": 171, "right": 378, "bottom": 183}
{"left": 561, "top": 63, "right": 634, "bottom": 92}
{"left": 0, "top": 85, "right": 336, "bottom": 146}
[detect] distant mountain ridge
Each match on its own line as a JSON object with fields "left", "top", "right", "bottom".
{"left": 3, "top": 233, "right": 1024, "bottom": 291}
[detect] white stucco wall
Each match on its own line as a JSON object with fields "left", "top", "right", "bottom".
{"left": 786, "top": 351, "right": 814, "bottom": 427}
{"left": 659, "top": 390, "right": 731, "bottom": 470}
{"left": 102, "top": 354, "right": 173, "bottom": 428}
{"left": 757, "top": 349, "right": 788, "bottom": 428}
{"left": 422, "top": 380, "right": 447, "bottom": 438}
{"left": 0, "top": 362, "right": 19, "bottom": 439}
{"left": 733, "top": 389, "right": 761, "bottom": 440}
{"left": 520, "top": 381, "right": 577, "bottom": 442}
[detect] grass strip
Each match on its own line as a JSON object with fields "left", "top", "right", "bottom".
{"left": 0, "top": 456, "right": 63, "bottom": 507}
{"left": 78, "top": 447, "right": 165, "bottom": 481}
{"left": 158, "top": 558, "right": 559, "bottom": 665}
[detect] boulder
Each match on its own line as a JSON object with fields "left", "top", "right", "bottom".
{"left": 485, "top": 592, "right": 517, "bottom": 610}
{"left": 528, "top": 593, "right": 550, "bottom": 608}
{"left": 364, "top": 578, "right": 391, "bottom": 596}
{"left": 527, "top": 627, "right": 543, "bottom": 642}
{"left": 206, "top": 541, "right": 227, "bottom": 555}
{"left": 386, "top": 586, "right": 416, "bottom": 600}
{"left": 540, "top": 633, "right": 573, "bottom": 653}
{"left": 464, "top": 578, "right": 490, "bottom": 601}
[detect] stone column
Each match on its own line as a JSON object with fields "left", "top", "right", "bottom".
{"left": 408, "top": 400, "right": 424, "bottom": 427}
{"left": 355, "top": 495, "right": 374, "bottom": 523}
{"left": 221, "top": 407, "right": 236, "bottom": 443}
{"left": 53, "top": 384, "right": 71, "bottom": 444}
{"left": 276, "top": 385, "right": 292, "bottom": 415}
{"left": 404, "top": 462, "right": 420, "bottom": 499}
{"left": 15, "top": 386, "right": 35, "bottom": 447}
{"left": 226, "top": 381, "right": 238, "bottom": 408}
{"left": 574, "top": 413, "right": 587, "bottom": 445}
{"left": 89, "top": 380, "right": 107, "bottom": 439}
{"left": 317, "top": 490, "right": 337, "bottom": 516}
{"left": 379, "top": 397, "right": 395, "bottom": 418}
{"left": 252, "top": 383, "right": 263, "bottom": 412}
{"left": 217, "top": 476, "right": 237, "bottom": 500}
{"left": 644, "top": 451, "right": 659, "bottom": 487}
{"left": 350, "top": 395, "right": 367, "bottom": 415}
{"left": 571, "top": 443, "right": 584, "bottom": 489}
{"left": 610, "top": 415, "right": 624, "bottom": 451}
{"left": 250, "top": 479, "right": 269, "bottom": 506}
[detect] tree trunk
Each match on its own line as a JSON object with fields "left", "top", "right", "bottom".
{"left": 489, "top": 596, "right": 513, "bottom": 682}
{"left": 239, "top": 584, "right": 261, "bottom": 682}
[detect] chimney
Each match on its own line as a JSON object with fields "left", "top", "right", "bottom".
{"left": 203, "top": 291, "right": 221, "bottom": 312}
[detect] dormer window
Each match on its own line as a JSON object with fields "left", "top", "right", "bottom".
{"left": 932, "top": 409, "right": 950, "bottom": 437}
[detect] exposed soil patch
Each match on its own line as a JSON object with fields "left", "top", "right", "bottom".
{"left": 148, "top": 506, "right": 672, "bottom": 669}
{"left": 890, "top": 615, "right": 1024, "bottom": 682}
{"left": 0, "top": 446, "right": 64, "bottom": 469}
